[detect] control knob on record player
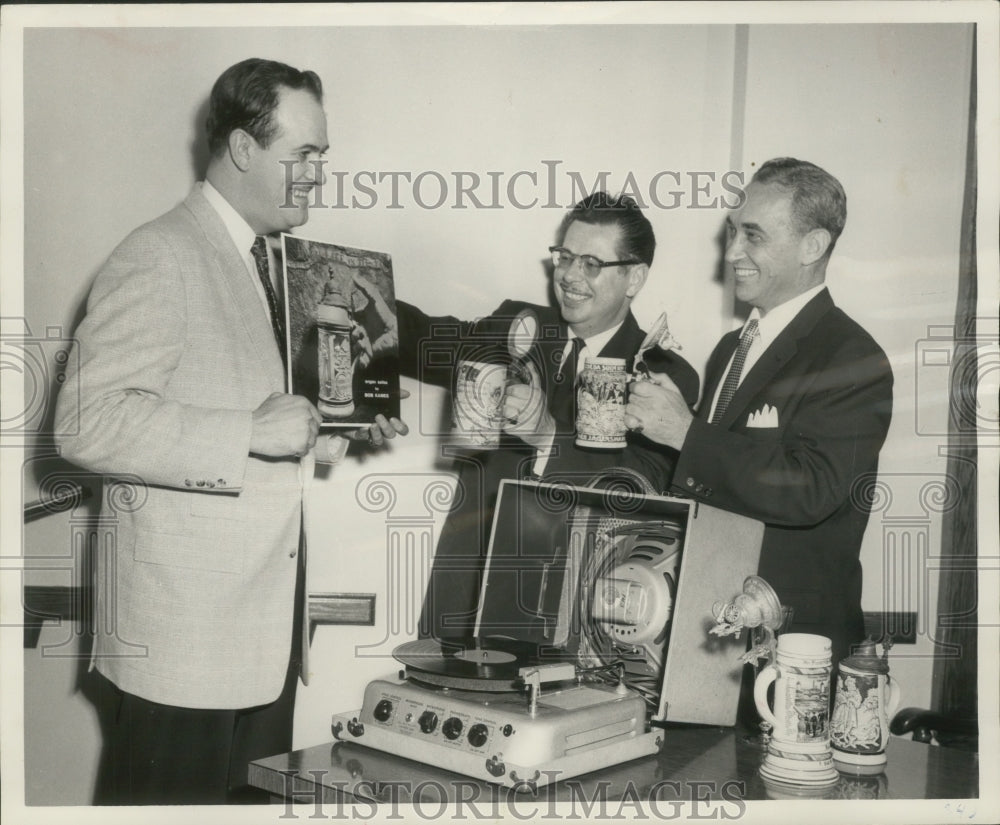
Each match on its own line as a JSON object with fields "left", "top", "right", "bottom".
{"left": 373, "top": 699, "right": 393, "bottom": 722}
{"left": 442, "top": 717, "right": 464, "bottom": 740}
{"left": 418, "top": 710, "right": 439, "bottom": 734}
{"left": 468, "top": 723, "right": 489, "bottom": 748}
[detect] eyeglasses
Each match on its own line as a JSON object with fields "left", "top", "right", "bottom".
{"left": 549, "top": 246, "right": 639, "bottom": 279}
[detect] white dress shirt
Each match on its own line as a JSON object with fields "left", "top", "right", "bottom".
{"left": 201, "top": 180, "right": 347, "bottom": 464}
{"left": 707, "top": 284, "right": 828, "bottom": 421}
{"left": 571, "top": 321, "right": 622, "bottom": 374}
{"left": 201, "top": 180, "right": 283, "bottom": 318}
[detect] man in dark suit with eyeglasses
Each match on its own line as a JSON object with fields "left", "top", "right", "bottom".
{"left": 397, "top": 192, "right": 699, "bottom": 640}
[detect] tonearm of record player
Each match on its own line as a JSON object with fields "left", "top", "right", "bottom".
{"left": 332, "top": 478, "right": 768, "bottom": 791}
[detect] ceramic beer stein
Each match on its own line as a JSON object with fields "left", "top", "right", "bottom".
{"left": 452, "top": 359, "right": 507, "bottom": 448}
{"left": 755, "top": 633, "right": 839, "bottom": 787}
{"left": 754, "top": 633, "right": 832, "bottom": 744}
{"left": 575, "top": 357, "right": 628, "bottom": 448}
{"left": 830, "top": 639, "right": 901, "bottom": 767}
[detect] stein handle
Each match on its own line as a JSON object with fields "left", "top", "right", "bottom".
{"left": 753, "top": 664, "right": 779, "bottom": 728}
{"left": 886, "top": 675, "right": 901, "bottom": 719}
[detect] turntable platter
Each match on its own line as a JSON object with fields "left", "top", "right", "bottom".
{"left": 454, "top": 647, "right": 517, "bottom": 665}
{"left": 393, "top": 638, "right": 574, "bottom": 691}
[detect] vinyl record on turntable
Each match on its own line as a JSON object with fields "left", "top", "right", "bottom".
{"left": 393, "top": 637, "right": 569, "bottom": 691}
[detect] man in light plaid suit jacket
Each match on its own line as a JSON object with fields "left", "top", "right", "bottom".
{"left": 55, "top": 58, "right": 404, "bottom": 805}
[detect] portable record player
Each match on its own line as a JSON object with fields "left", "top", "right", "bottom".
{"left": 333, "top": 478, "right": 765, "bottom": 791}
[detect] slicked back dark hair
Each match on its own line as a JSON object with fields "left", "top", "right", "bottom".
{"left": 206, "top": 58, "right": 323, "bottom": 157}
{"left": 559, "top": 191, "right": 656, "bottom": 267}
{"left": 751, "top": 158, "right": 847, "bottom": 257}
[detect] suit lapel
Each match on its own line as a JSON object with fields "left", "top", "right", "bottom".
{"left": 531, "top": 307, "right": 642, "bottom": 371}
{"left": 599, "top": 311, "right": 644, "bottom": 365}
{"left": 714, "top": 290, "right": 834, "bottom": 429}
{"left": 182, "top": 187, "right": 284, "bottom": 380}
{"left": 527, "top": 306, "right": 569, "bottom": 386}
{"left": 531, "top": 309, "right": 573, "bottom": 423}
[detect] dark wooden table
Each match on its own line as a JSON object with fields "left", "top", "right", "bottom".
{"left": 249, "top": 724, "right": 979, "bottom": 811}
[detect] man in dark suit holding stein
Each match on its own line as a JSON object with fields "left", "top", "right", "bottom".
{"left": 624, "top": 158, "right": 894, "bottom": 668}
{"left": 397, "top": 192, "right": 700, "bottom": 640}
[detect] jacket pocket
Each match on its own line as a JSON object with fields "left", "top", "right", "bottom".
{"left": 189, "top": 491, "right": 243, "bottom": 520}
{"left": 740, "top": 424, "right": 783, "bottom": 442}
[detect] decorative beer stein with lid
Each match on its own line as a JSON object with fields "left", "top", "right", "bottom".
{"left": 830, "top": 637, "right": 901, "bottom": 767}
{"left": 316, "top": 282, "right": 355, "bottom": 419}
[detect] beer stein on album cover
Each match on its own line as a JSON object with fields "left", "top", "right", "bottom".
{"left": 830, "top": 638, "right": 901, "bottom": 768}
{"left": 754, "top": 633, "right": 839, "bottom": 786}
{"left": 316, "top": 302, "right": 355, "bottom": 418}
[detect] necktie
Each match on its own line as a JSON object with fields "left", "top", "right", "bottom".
{"left": 550, "top": 336, "right": 585, "bottom": 426}
{"left": 250, "top": 236, "right": 286, "bottom": 360}
{"left": 711, "top": 319, "right": 758, "bottom": 424}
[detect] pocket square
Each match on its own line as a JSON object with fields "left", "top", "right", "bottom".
{"left": 747, "top": 404, "right": 779, "bottom": 428}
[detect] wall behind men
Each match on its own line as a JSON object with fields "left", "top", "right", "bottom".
{"left": 18, "top": 19, "right": 974, "bottom": 801}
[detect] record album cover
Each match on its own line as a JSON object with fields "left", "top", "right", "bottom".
{"left": 281, "top": 234, "right": 401, "bottom": 428}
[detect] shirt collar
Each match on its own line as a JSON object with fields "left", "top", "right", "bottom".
{"left": 569, "top": 320, "right": 623, "bottom": 356}
{"left": 745, "top": 284, "right": 827, "bottom": 348}
{"left": 201, "top": 179, "right": 257, "bottom": 259}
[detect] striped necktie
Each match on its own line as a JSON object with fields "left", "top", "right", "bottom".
{"left": 711, "top": 319, "right": 758, "bottom": 424}
{"left": 250, "top": 236, "right": 286, "bottom": 361}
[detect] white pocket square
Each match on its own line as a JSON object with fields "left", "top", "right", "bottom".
{"left": 747, "top": 404, "right": 779, "bottom": 428}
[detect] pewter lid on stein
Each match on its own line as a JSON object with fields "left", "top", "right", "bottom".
{"left": 842, "top": 637, "right": 890, "bottom": 675}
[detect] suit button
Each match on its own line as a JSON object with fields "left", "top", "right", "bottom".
{"left": 695, "top": 483, "right": 704, "bottom": 493}
{"left": 206, "top": 481, "right": 216, "bottom": 488}
{"left": 289, "top": 550, "right": 297, "bottom": 558}
{"left": 686, "top": 478, "right": 695, "bottom": 487}
{"left": 185, "top": 479, "right": 194, "bottom": 487}
{"left": 196, "top": 480, "right": 205, "bottom": 487}
{"left": 217, "top": 479, "right": 226, "bottom": 486}
{"left": 704, "top": 488, "right": 713, "bottom": 496}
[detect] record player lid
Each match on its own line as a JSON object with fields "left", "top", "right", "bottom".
{"left": 471, "top": 479, "right": 765, "bottom": 726}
